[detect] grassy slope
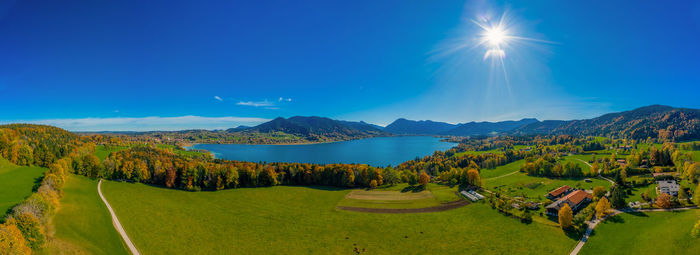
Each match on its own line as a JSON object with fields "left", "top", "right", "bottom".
{"left": 580, "top": 210, "right": 700, "bottom": 255}
{"left": 95, "top": 145, "right": 129, "bottom": 161}
{"left": 102, "top": 181, "right": 577, "bottom": 255}
{"left": 0, "top": 157, "right": 46, "bottom": 220}
{"left": 47, "top": 175, "right": 128, "bottom": 255}
{"left": 481, "top": 160, "right": 525, "bottom": 179}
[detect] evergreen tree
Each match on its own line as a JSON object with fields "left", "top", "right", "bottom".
{"left": 610, "top": 186, "right": 627, "bottom": 209}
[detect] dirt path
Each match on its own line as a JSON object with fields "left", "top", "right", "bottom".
{"left": 572, "top": 158, "right": 614, "bottom": 185}
{"left": 337, "top": 198, "right": 470, "bottom": 214}
{"left": 98, "top": 180, "right": 141, "bottom": 255}
{"left": 569, "top": 206, "right": 698, "bottom": 255}
{"left": 484, "top": 170, "right": 519, "bottom": 181}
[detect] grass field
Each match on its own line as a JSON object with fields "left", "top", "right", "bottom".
{"left": 481, "top": 160, "right": 525, "bottom": 179}
{"left": 336, "top": 183, "right": 460, "bottom": 209}
{"left": 485, "top": 172, "right": 611, "bottom": 201}
{"left": 580, "top": 210, "right": 700, "bottom": 254}
{"left": 102, "top": 181, "right": 578, "bottom": 254}
{"left": 0, "top": 157, "right": 46, "bottom": 220}
{"left": 95, "top": 145, "right": 130, "bottom": 161}
{"left": 46, "top": 175, "right": 128, "bottom": 254}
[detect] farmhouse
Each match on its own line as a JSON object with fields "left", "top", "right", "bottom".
{"left": 656, "top": 179, "right": 680, "bottom": 196}
{"left": 545, "top": 190, "right": 593, "bottom": 216}
{"left": 546, "top": 185, "right": 573, "bottom": 200}
{"left": 616, "top": 159, "right": 627, "bottom": 167}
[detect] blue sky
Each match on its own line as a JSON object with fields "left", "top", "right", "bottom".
{"left": 1, "top": 0, "right": 699, "bottom": 131}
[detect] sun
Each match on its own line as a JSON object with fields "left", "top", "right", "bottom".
{"left": 485, "top": 26, "right": 507, "bottom": 47}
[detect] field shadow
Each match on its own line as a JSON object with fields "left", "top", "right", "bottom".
{"left": 626, "top": 211, "right": 649, "bottom": 217}
{"left": 564, "top": 228, "right": 584, "bottom": 241}
{"left": 400, "top": 185, "right": 426, "bottom": 193}
{"left": 31, "top": 175, "right": 44, "bottom": 192}
{"left": 606, "top": 215, "right": 625, "bottom": 223}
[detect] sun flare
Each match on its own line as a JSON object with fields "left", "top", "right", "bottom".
{"left": 485, "top": 26, "right": 507, "bottom": 47}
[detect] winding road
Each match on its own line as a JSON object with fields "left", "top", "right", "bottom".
{"left": 97, "top": 180, "right": 141, "bottom": 255}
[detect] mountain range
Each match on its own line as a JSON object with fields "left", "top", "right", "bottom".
{"left": 90, "top": 105, "right": 699, "bottom": 143}
{"left": 239, "top": 105, "right": 698, "bottom": 141}
{"left": 382, "top": 118, "right": 539, "bottom": 136}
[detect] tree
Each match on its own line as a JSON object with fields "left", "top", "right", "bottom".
{"left": 418, "top": 172, "right": 430, "bottom": 187}
{"left": 678, "top": 187, "right": 689, "bottom": 204}
{"left": 595, "top": 197, "right": 611, "bottom": 219}
{"left": 0, "top": 222, "right": 31, "bottom": 255}
{"left": 655, "top": 193, "right": 672, "bottom": 209}
{"left": 466, "top": 169, "right": 481, "bottom": 187}
{"left": 614, "top": 170, "right": 626, "bottom": 187}
{"left": 610, "top": 186, "right": 626, "bottom": 209}
{"left": 369, "top": 180, "right": 378, "bottom": 189}
{"left": 558, "top": 203, "right": 573, "bottom": 230}
{"left": 7, "top": 213, "right": 45, "bottom": 250}
{"left": 593, "top": 186, "right": 606, "bottom": 199}
{"left": 694, "top": 182, "right": 700, "bottom": 205}
{"left": 591, "top": 161, "right": 600, "bottom": 176}
{"left": 406, "top": 171, "right": 418, "bottom": 185}
{"left": 382, "top": 167, "right": 400, "bottom": 186}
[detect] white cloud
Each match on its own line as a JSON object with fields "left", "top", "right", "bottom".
{"left": 278, "top": 97, "right": 292, "bottom": 102}
{"left": 1, "top": 116, "right": 271, "bottom": 132}
{"left": 214, "top": 96, "right": 223, "bottom": 101}
{"left": 237, "top": 100, "right": 275, "bottom": 107}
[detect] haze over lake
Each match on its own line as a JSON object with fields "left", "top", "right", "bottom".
{"left": 190, "top": 136, "right": 456, "bottom": 166}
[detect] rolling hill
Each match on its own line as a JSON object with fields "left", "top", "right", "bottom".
{"left": 383, "top": 118, "right": 458, "bottom": 135}
{"left": 382, "top": 118, "right": 538, "bottom": 136}
{"left": 514, "top": 105, "right": 700, "bottom": 141}
{"left": 245, "top": 116, "right": 385, "bottom": 140}
{"left": 444, "top": 118, "right": 539, "bottom": 136}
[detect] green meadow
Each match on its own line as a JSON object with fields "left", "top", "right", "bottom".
{"left": 337, "top": 183, "right": 460, "bottom": 209}
{"left": 95, "top": 145, "right": 130, "bottom": 161}
{"left": 580, "top": 210, "right": 700, "bottom": 255}
{"left": 102, "top": 181, "right": 578, "bottom": 255}
{"left": 47, "top": 175, "right": 128, "bottom": 254}
{"left": 481, "top": 159, "right": 525, "bottom": 179}
{"left": 0, "top": 157, "right": 46, "bottom": 219}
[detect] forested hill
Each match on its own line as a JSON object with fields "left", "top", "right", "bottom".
{"left": 444, "top": 118, "right": 539, "bottom": 136}
{"left": 515, "top": 105, "right": 700, "bottom": 141}
{"left": 245, "top": 116, "right": 385, "bottom": 140}
{"left": 382, "top": 118, "right": 538, "bottom": 136}
{"left": 97, "top": 116, "right": 389, "bottom": 145}
{"left": 383, "top": 118, "right": 457, "bottom": 135}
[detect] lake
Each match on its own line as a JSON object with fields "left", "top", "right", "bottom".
{"left": 189, "top": 136, "right": 456, "bottom": 166}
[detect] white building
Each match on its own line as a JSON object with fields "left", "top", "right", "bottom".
{"left": 656, "top": 180, "right": 680, "bottom": 196}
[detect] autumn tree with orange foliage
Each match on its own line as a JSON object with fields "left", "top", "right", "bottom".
{"left": 595, "top": 197, "right": 611, "bottom": 219}
{"left": 558, "top": 204, "right": 573, "bottom": 230}
{"left": 0, "top": 222, "right": 31, "bottom": 255}
{"left": 369, "top": 180, "right": 378, "bottom": 189}
{"left": 419, "top": 172, "right": 430, "bottom": 186}
{"left": 655, "top": 193, "right": 672, "bottom": 209}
